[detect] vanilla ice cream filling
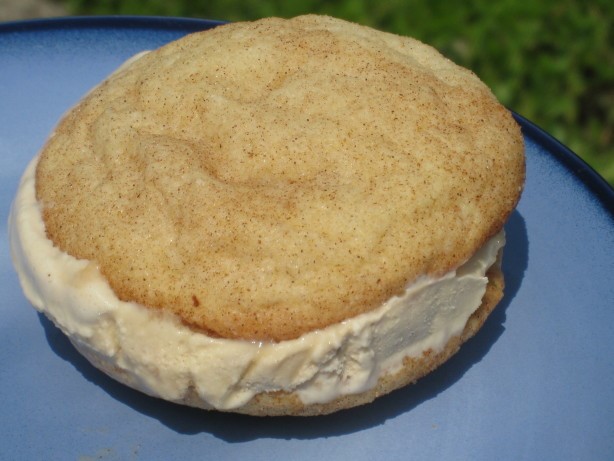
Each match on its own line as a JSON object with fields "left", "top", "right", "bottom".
{"left": 10, "top": 156, "right": 505, "bottom": 410}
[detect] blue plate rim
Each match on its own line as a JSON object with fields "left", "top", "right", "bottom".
{"left": 512, "top": 112, "right": 614, "bottom": 217}
{"left": 0, "top": 14, "right": 226, "bottom": 34}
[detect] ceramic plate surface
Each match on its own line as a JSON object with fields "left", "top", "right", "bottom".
{"left": 1, "top": 17, "right": 612, "bottom": 461}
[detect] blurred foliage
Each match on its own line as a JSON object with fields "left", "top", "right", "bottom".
{"left": 66, "top": 0, "right": 614, "bottom": 185}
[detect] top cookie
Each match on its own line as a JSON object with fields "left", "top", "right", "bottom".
{"left": 35, "top": 15, "right": 524, "bottom": 341}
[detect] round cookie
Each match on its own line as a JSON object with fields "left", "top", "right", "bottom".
{"left": 35, "top": 15, "right": 524, "bottom": 342}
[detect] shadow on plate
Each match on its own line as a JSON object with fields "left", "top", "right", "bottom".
{"left": 40, "top": 210, "right": 528, "bottom": 442}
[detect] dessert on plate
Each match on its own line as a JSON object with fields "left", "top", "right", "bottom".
{"left": 10, "top": 15, "right": 525, "bottom": 416}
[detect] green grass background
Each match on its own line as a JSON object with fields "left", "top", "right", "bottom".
{"left": 66, "top": 0, "right": 614, "bottom": 185}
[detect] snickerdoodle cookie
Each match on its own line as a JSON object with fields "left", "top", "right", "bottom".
{"left": 11, "top": 15, "right": 524, "bottom": 415}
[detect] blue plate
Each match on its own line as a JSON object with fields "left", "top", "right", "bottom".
{"left": 1, "top": 17, "right": 612, "bottom": 461}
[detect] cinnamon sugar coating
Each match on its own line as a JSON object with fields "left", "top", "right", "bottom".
{"left": 36, "top": 15, "right": 524, "bottom": 341}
